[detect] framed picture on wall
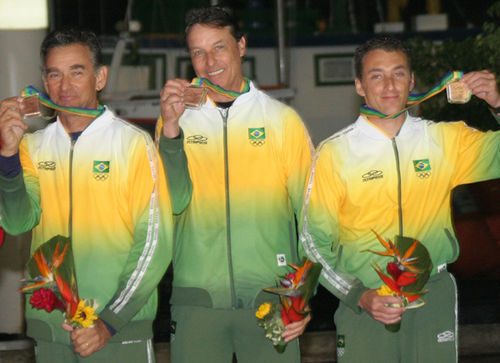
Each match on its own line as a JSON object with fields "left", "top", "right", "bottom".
{"left": 176, "top": 56, "right": 256, "bottom": 81}
{"left": 314, "top": 54, "right": 354, "bottom": 86}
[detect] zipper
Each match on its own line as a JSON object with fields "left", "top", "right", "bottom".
{"left": 219, "top": 107, "right": 237, "bottom": 308}
{"left": 391, "top": 138, "right": 403, "bottom": 236}
{"left": 68, "top": 138, "right": 76, "bottom": 238}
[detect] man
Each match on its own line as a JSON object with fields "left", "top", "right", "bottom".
{"left": 157, "top": 6, "right": 313, "bottom": 363}
{"left": 300, "top": 35, "right": 500, "bottom": 362}
{"left": 0, "top": 29, "right": 172, "bottom": 362}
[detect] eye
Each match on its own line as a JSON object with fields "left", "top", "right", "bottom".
{"left": 47, "top": 72, "right": 61, "bottom": 81}
{"left": 215, "top": 45, "right": 224, "bottom": 51}
{"left": 191, "top": 49, "right": 204, "bottom": 58}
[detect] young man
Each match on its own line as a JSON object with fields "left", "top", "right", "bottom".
{"left": 300, "top": 35, "right": 500, "bottom": 362}
{"left": 157, "top": 6, "right": 313, "bottom": 363}
{"left": 0, "top": 29, "right": 173, "bottom": 362}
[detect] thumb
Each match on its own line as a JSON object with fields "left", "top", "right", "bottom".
{"left": 62, "top": 322, "right": 74, "bottom": 332}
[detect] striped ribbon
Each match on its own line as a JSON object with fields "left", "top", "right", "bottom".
{"left": 154, "top": 77, "right": 251, "bottom": 146}
{"left": 21, "top": 85, "right": 105, "bottom": 119}
{"left": 360, "top": 71, "right": 464, "bottom": 119}
{"left": 191, "top": 77, "right": 250, "bottom": 99}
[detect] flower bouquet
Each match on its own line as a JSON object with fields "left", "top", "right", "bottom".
{"left": 362, "top": 230, "right": 433, "bottom": 332}
{"left": 255, "top": 258, "right": 322, "bottom": 353}
{"left": 20, "top": 235, "right": 98, "bottom": 328}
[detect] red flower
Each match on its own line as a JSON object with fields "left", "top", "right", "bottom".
{"left": 280, "top": 296, "right": 305, "bottom": 325}
{"left": 29, "top": 288, "right": 65, "bottom": 312}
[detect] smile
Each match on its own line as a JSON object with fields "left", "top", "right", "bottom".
{"left": 208, "top": 69, "right": 224, "bottom": 76}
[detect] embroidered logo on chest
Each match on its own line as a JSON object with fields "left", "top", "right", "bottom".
{"left": 93, "top": 161, "right": 110, "bottom": 181}
{"left": 413, "top": 159, "right": 432, "bottom": 179}
{"left": 248, "top": 127, "right": 266, "bottom": 147}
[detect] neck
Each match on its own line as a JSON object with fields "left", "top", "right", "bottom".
{"left": 59, "top": 112, "right": 96, "bottom": 133}
{"left": 367, "top": 113, "right": 406, "bottom": 138}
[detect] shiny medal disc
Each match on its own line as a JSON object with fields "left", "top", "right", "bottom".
{"left": 21, "top": 94, "right": 41, "bottom": 118}
{"left": 446, "top": 81, "right": 471, "bottom": 104}
{"left": 184, "top": 86, "right": 208, "bottom": 109}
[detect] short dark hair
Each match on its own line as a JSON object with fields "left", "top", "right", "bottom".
{"left": 354, "top": 35, "right": 411, "bottom": 79}
{"left": 185, "top": 6, "right": 244, "bottom": 42}
{"left": 40, "top": 28, "right": 103, "bottom": 72}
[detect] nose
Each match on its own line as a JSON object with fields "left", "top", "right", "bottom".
{"left": 206, "top": 51, "right": 216, "bottom": 67}
{"left": 384, "top": 77, "right": 395, "bottom": 90}
{"left": 60, "top": 74, "right": 71, "bottom": 91}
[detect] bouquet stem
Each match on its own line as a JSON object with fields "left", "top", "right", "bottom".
{"left": 385, "top": 321, "right": 401, "bottom": 332}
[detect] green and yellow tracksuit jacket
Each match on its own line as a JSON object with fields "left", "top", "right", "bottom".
{"left": 300, "top": 114, "right": 500, "bottom": 311}
{"left": 0, "top": 108, "right": 173, "bottom": 344}
{"left": 158, "top": 82, "right": 313, "bottom": 309}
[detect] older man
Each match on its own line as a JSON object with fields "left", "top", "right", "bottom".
{"left": 0, "top": 28, "right": 172, "bottom": 362}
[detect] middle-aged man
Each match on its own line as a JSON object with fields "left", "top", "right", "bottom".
{"left": 156, "top": 6, "right": 313, "bottom": 363}
{"left": 300, "top": 35, "right": 500, "bottom": 362}
{"left": 0, "top": 28, "right": 172, "bottom": 362}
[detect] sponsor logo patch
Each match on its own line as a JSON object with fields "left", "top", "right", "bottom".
{"left": 362, "top": 170, "right": 383, "bottom": 182}
{"left": 38, "top": 161, "right": 56, "bottom": 170}
{"left": 186, "top": 135, "right": 208, "bottom": 144}
{"left": 437, "top": 330, "right": 455, "bottom": 343}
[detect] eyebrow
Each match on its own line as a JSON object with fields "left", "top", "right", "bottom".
{"left": 45, "top": 64, "right": 86, "bottom": 73}
{"left": 367, "top": 65, "right": 407, "bottom": 74}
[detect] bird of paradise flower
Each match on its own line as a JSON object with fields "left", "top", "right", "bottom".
{"left": 361, "top": 231, "right": 433, "bottom": 331}
{"left": 256, "top": 258, "right": 322, "bottom": 352}
{"left": 20, "top": 235, "right": 97, "bottom": 328}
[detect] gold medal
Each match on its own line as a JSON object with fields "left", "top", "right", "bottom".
{"left": 184, "top": 86, "right": 208, "bottom": 109}
{"left": 446, "top": 81, "right": 471, "bottom": 104}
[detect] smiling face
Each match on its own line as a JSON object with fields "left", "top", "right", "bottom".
{"left": 355, "top": 49, "right": 414, "bottom": 118}
{"left": 43, "top": 43, "right": 107, "bottom": 111}
{"left": 187, "top": 24, "right": 246, "bottom": 101}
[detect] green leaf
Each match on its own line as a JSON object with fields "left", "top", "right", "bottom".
{"left": 394, "top": 235, "right": 433, "bottom": 293}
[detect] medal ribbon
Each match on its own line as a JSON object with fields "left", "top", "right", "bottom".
{"left": 154, "top": 78, "right": 251, "bottom": 147}
{"left": 191, "top": 77, "right": 251, "bottom": 99}
{"left": 360, "top": 71, "right": 464, "bottom": 119}
{"left": 22, "top": 85, "right": 105, "bottom": 119}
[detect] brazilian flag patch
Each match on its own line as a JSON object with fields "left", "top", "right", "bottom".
{"left": 248, "top": 127, "right": 265, "bottom": 140}
{"left": 93, "top": 161, "right": 110, "bottom": 173}
{"left": 413, "top": 159, "right": 430, "bottom": 172}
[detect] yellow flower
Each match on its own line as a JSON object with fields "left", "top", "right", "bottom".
{"left": 71, "top": 300, "right": 98, "bottom": 328}
{"left": 377, "top": 284, "right": 396, "bottom": 296}
{"left": 256, "top": 302, "right": 272, "bottom": 319}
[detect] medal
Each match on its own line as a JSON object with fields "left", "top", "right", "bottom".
{"left": 446, "top": 80, "right": 471, "bottom": 104}
{"left": 360, "top": 71, "right": 465, "bottom": 119}
{"left": 20, "top": 94, "right": 41, "bottom": 118}
{"left": 184, "top": 86, "right": 208, "bottom": 109}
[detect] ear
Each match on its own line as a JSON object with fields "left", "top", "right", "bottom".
{"left": 355, "top": 77, "right": 366, "bottom": 97}
{"left": 409, "top": 71, "right": 415, "bottom": 92}
{"left": 238, "top": 36, "right": 246, "bottom": 58}
{"left": 95, "top": 65, "right": 108, "bottom": 92}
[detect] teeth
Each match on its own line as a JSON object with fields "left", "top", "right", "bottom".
{"left": 208, "top": 69, "right": 223, "bottom": 76}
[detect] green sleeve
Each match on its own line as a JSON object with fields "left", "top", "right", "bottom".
{"left": 159, "top": 130, "right": 192, "bottom": 215}
{"left": 0, "top": 155, "right": 41, "bottom": 235}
